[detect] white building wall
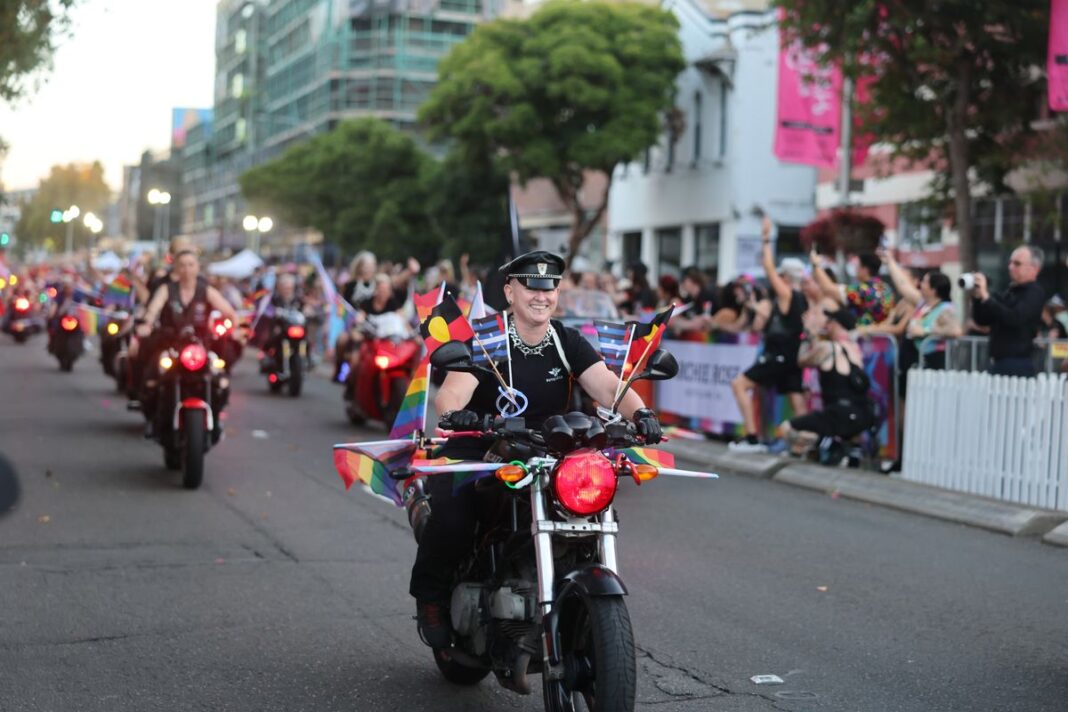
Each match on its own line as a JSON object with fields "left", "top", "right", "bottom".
{"left": 607, "top": 1, "right": 816, "bottom": 284}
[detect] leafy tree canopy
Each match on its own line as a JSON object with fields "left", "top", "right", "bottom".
{"left": 419, "top": 0, "right": 685, "bottom": 263}
{"left": 240, "top": 118, "right": 437, "bottom": 262}
{"left": 15, "top": 161, "right": 109, "bottom": 252}
{"left": 774, "top": 0, "right": 1051, "bottom": 271}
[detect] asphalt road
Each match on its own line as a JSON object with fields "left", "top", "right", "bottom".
{"left": 0, "top": 335, "right": 1065, "bottom": 712}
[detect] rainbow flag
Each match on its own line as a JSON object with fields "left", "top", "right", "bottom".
{"left": 615, "top": 447, "right": 675, "bottom": 469}
{"left": 333, "top": 439, "right": 417, "bottom": 505}
{"left": 76, "top": 304, "right": 99, "bottom": 335}
{"left": 103, "top": 274, "right": 133, "bottom": 307}
{"left": 389, "top": 356, "right": 430, "bottom": 439}
{"left": 326, "top": 297, "right": 359, "bottom": 350}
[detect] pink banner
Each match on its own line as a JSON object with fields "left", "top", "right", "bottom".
{"left": 1050, "top": 0, "right": 1068, "bottom": 111}
{"left": 774, "top": 39, "right": 842, "bottom": 167}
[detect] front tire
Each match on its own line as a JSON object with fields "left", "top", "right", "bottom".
{"left": 181, "top": 409, "right": 206, "bottom": 489}
{"left": 433, "top": 648, "right": 491, "bottom": 686}
{"left": 287, "top": 352, "right": 303, "bottom": 397}
{"left": 544, "top": 596, "right": 636, "bottom": 712}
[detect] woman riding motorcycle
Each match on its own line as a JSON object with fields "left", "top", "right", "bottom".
{"left": 410, "top": 250, "right": 663, "bottom": 648}
{"left": 136, "top": 250, "right": 236, "bottom": 437}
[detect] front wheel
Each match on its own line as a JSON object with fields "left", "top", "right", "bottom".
{"left": 287, "top": 352, "right": 303, "bottom": 397}
{"left": 58, "top": 355, "right": 73, "bottom": 372}
{"left": 14, "top": 332, "right": 27, "bottom": 344}
{"left": 433, "top": 648, "right": 491, "bottom": 686}
{"left": 181, "top": 409, "right": 206, "bottom": 489}
{"left": 543, "top": 596, "right": 636, "bottom": 712}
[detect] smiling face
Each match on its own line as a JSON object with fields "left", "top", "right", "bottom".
{"left": 504, "top": 278, "right": 558, "bottom": 329}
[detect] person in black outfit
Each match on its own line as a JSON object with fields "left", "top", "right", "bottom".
{"left": 778, "top": 303, "right": 872, "bottom": 459}
{"left": 410, "top": 250, "right": 663, "bottom": 648}
{"left": 971, "top": 245, "right": 1045, "bottom": 377}
{"left": 136, "top": 251, "right": 236, "bottom": 435}
{"left": 728, "top": 218, "right": 808, "bottom": 452}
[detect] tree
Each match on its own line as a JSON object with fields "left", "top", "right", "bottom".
{"left": 424, "top": 149, "right": 511, "bottom": 264}
{"left": 419, "top": 0, "right": 685, "bottom": 266}
{"left": 240, "top": 118, "right": 437, "bottom": 261}
{"left": 0, "top": 0, "right": 78, "bottom": 153}
{"left": 15, "top": 161, "right": 109, "bottom": 252}
{"left": 774, "top": 1, "right": 1050, "bottom": 273}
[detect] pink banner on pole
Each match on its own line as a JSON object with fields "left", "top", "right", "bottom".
{"left": 774, "top": 39, "right": 842, "bottom": 167}
{"left": 1050, "top": 0, "right": 1068, "bottom": 112}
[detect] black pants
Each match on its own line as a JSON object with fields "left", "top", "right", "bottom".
{"left": 990, "top": 356, "right": 1035, "bottom": 378}
{"left": 409, "top": 473, "right": 505, "bottom": 602}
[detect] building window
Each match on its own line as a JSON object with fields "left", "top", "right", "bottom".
{"left": 656, "top": 227, "right": 682, "bottom": 278}
{"left": 622, "top": 231, "right": 642, "bottom": 269}
{"left": 694, "top": 223, "right": 719, "bottom": 272}
{"left": 235, "top": 29, "right": 247, "bottom": 54}
{"left": 231, "top": 73, "right": 244, "bottom": 98}
{"left": 899, "top": 202, "right": 940, "bottom": 249}
{"left": 693, "top": 91, "right": 703, "bottom": 164}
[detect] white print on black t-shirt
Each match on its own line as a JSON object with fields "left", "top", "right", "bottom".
{"left": 546, "top": 367, "right": 564, "bottom": 383}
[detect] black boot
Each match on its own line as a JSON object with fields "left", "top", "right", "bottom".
{"left": 415, "top": 600, "right": 452, "bottom": 649}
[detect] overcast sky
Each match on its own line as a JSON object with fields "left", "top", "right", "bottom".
{"left": 0, "top": 0, "right": 218, "bottom": 193}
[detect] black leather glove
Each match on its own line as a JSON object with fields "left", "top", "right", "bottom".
{"left": 440, "top": 409, "right": 480, "bottom": 431}
{"left": 632, "top": 408, "right": 663, "bottom": 445}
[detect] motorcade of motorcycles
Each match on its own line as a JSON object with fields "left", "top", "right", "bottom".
{"left": 391, "top": 341, "right": 707, "bottom": 711}
{"left": 149, "top": 326, "right": 230, "bottom": 489}
{"left": 260, "top": 307, "right": 306, "bottom": 396}
{"left": 345, "top": 312, "right": 420, "bottom": 428}
{"left": 3, "top": 295, "right": 43, "bottom": 343}
{"left": 50, "top": 313, "right": 84, "bottom": 372}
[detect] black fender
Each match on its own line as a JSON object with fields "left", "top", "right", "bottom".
{"left": 544, "top": 565, "right": 627, "bottom": 666}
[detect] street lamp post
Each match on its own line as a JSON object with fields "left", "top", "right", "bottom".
{"left": 243, "top": 214, "right": 273, "bottom": 254}
{"left": 62, "top": 205, "right": 81, "bottom": 256}
{"left": 148, "top": 189, "right": 172, "bottom": 257}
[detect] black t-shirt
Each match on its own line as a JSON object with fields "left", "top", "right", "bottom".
{"left": 764, "top": 290, "right": 807, "bottom": 358}
{"left": 358, "top": 294, "right": 404, "bottom": 316}
{"left": 342, "top": 279, "right": 375, "bottom": 305}
{"left": 441, "top": 319, "right": 601, "bottom": 458}
{"left": 683, "top": 288, "right": 717, "bottom": 317}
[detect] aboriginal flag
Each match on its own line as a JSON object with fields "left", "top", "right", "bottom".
{"left": 623, "top": 305, "right": 672, "bottom": 378}
{"left": 419, "top": 295, "right": 474, "bottom": 356}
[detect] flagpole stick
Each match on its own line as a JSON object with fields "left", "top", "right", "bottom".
{"left": 471, "top": 331, "right": 518, "bottom": 407}
{"left": 612, "top": 322, "right": 636, "bottom": 408}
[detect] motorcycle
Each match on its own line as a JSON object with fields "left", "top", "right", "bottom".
{"left": 344, "top": 312, "right": 420, "bottom": 428}
{"left": 395, "top": 341, "right": 698, "bottom": 711}
{"left": 49, "top": 312, "right": 84, "bottom": 372}
{"left": 99, "top": 310, "right": 130, "bottom": 385}
{"left": 150, "top": 326, "right": 230, "bottom": 489}
{"left": 260, "top": 307, "right": 306, "bottom": 396}
{"left": 210, "top": 311, "right": 243, "bottom": 376}
{"left": 3, "top": 295, "right": 43, "bottom": 343}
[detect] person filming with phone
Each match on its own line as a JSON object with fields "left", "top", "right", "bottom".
{"left": 965, "top": 246, "right": 1045, "bottom": 377}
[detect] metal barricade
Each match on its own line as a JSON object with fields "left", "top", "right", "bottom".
{"left": 921, "top": 336, "right": 1068, "bottom": 375}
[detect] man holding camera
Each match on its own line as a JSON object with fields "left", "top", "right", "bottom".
{"left": 968, "top": 246, "right": 1045, "bottom": 377}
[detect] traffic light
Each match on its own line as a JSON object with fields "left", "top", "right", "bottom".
{"left": 0, "top": 232, "right": 8, "bottom": 246}
{"left": 50, "top": 209, "right": 63, "bottom": 223}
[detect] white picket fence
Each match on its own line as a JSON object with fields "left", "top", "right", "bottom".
{"left": 903, "top": 369, "right": 1068, "bottom": 511}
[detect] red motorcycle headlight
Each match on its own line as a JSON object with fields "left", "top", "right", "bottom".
{"left": 60, "top": 316, "right": 79, "bottom": 332}
{"left": 287, "top": 325, "right": 305, "bottom": 340}
{"left": 14, "top": 297, "right": 30, "bottom": 312}
{"left": 374, "top": 355, "right": 391, "bottom": 369}
{"left": 553, "top": 450, "right": 617, "bottom": 517}
{"left": 179, "top": 344, "right": 208, "bottom": 371}
{"left": 214, "top": 323, "right": 227, "bottom": 336}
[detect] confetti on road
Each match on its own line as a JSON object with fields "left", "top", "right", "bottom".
{"left": 37, "top": 515, "right": 51, "bottom": 524}
{"left": 816, "top": 586, "right": 828, "bottom": 592}
{"left": 751, "top": 675, "right": 784, "bottom": 685}
{"left": 252, "top": 430, "right": 269, "bottom": 439}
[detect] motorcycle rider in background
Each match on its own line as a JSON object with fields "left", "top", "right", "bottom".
{"left": 410, "top": 250, "right": 663, "bottom": 648}
{"left": 135, "top": 250, "right": 236, "bottom": 437}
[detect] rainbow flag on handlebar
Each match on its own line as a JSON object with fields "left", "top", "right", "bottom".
{"left": 333, "top": 439, "right": 418, "bottom": 505}
{"left": 102, "top": 274, "right": 134, "bottom": 307}
{"left": 389, "top": 356, "right": 430, "bottom": 440}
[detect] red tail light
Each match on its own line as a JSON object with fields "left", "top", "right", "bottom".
{"left": 14, "top": 297, "right": 30, "bottom": 312}
{"left": 214, "top": 324, "right": 227, "bottom": 336}
{"left": 179, "top": 344, "right": 208, "bottom": 371}
{"left": 553, "top": 450, "right": 617, "bottom": 516}
{"left": 60, "top": 316, "right": 79, "bottom": 332}
{"left": 287, "top": 325, "right": 305, "bottom": 340}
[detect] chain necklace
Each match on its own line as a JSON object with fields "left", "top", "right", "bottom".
{"left": 508, "top": 322, "right": 553, "bottom": 357}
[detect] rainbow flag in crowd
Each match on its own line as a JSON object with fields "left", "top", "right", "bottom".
{"left": 389, "top": 357, "right": 430, "bottom": 440}
{"left": 76, "top": 304, "right": 99, "bottom": 335}
{"left": 333, "top": 439, "right": 418, "bottom": 505}
{"left": 326, "top": 297, "right": 359, "bottom": 350}
{"left": 102, "top": 274, "right": 133, "bottom": 307}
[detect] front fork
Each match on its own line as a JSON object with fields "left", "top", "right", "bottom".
{"left": 531, "top": 470, "right": 619, "bottom": 679}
